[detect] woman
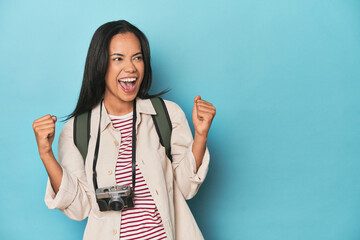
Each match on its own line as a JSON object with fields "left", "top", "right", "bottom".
{"left": 33, "top": 20, "right": 216, "bottom": 240}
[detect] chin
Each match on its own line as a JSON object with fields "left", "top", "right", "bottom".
{"left": 117, "top": 93, "right": 138, "bottom": 103}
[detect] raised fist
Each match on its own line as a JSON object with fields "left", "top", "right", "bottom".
{"left": 32, "top": 114, "right": 57, "bottom": 157}
{"left": 192, "top": 95, "right": 216, "bottom": 138}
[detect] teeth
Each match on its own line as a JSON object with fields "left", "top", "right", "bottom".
{"left": 119, "top": 78, "right": 136, "bottom": 82}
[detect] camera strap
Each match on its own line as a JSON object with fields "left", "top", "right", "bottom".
{"left": 92, "top": 100, "right": 137, "bottom": 193}
{"left": 131, "top": 101, "right": 137, "bottom": 193}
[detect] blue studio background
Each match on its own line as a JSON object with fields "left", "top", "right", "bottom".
{"left": 1, "top": 0, "right": 360, "bottom": 239}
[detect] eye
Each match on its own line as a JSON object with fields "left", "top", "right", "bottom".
{"left": 134, "top": 56, "right": 143, "bottom": 61}
{"left": 113, "top": 57, "right": 123, "bottom": 61}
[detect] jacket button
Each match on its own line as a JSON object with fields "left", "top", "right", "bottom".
{"left": 107, "top": 170, "right": 112, "bottom": 175}
{"left": 114, "top": 140, "right": 119, "bottom": 146}
{"left": 112, "top": 229, "right": 117, "bottom": 235}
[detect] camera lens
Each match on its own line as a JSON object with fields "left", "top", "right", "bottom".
{"left": 109, "top": 196, "right": 124, "bottom": 211}
{"left": 109, "top": 201, "right": 124, "bottom": 211}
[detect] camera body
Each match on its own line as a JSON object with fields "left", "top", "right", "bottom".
{"left": 96, "top": 185, "right": 134, "bottom": 212}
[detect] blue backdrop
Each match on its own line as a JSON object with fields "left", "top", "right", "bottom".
{"left": 1, "top": 0, "right": 360, "bottom": 239}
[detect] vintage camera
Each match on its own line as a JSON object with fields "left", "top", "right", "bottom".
{"left": 95, "top": 185, "right": 134, "bottom": 211}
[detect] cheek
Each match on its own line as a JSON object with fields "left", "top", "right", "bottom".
{"left": 106, "top": 65, "right": 120, "bottom": 83}
{"left": 138, "top": 63, "right": 145, "bottom": 79}
{"left": 104, "top": 76, "right": 112, "bottom": 90}
{"left": 105, "top": 74, "right": 117, "bottom": 90}
{"left": 107, "top": 64, "right": 117, "bottom": 76}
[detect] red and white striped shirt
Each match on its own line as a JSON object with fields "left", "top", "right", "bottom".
{"left": 110, "top": 112, "right": 167, "bottom": 240}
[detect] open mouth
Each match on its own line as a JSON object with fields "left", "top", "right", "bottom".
{"left": 118, "top": 77, "right": 137, "bottom": 93}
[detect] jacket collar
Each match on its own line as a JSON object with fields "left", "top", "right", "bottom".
{"left": 95, "top": 97, "right": 156, "bottom": 132}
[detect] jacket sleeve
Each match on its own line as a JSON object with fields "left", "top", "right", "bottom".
{"left": 165, "top": 100, "right": 210, "bottom": 200}
{"left": 44, "top": 118, "right": 91, "bottom": 221}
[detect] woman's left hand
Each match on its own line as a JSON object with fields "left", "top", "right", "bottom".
{"left": 192, "top": 95, "right": 216, "bottom": 138}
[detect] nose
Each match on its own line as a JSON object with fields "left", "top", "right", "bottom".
{"left": 124, "top": 60, "right": 136, "bottom": 73}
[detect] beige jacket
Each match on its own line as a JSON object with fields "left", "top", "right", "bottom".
{"left": 44, "top": 98, "right": 210, "bottom": 240}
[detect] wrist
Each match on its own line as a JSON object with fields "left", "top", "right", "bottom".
{"left": 194, "top": 132, "right": 208, "bottom": 143}
{"left": 39, "top": 150, "right": 55, "bottom": 162}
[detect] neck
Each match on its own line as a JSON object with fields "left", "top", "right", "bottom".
{"left": 103, "top": 96, "right": 135, "bottom": 116}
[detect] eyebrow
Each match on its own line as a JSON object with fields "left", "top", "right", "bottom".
{"left": 110, "top": 52, "right": 142, "bottom": 57}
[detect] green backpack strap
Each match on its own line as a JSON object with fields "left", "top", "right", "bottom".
{"left": 150, "top": 97, "right": 173, "bottom": 162}
{"left": 73, "top": 110, "right": 91, "bottom": 162}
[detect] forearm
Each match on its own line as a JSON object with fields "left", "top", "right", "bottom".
{"left": 192, "top": 133, "right": 207, "bottom": 171}
{"left": 40, "top": 151, "right": 63, "bottom": 194}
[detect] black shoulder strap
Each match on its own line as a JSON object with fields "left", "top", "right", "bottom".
{"left": 73, "top": 98, "right": 173, "bottom": 163}
{"left": 73, "top": 110, "right": 91, "bottom": 162}
{"left": 150, "top": 97, "right": 173, "bottom": 162}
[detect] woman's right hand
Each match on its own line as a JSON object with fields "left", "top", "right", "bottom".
{"left": 33, "top": 114, "right": 63, "bottom": 193}
{"left": 32, "top": 114, "right": 57, "bottom": 158}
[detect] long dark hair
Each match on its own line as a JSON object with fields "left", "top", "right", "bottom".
{"left": 66, "top": 20, "right": 166, "bottom": 120}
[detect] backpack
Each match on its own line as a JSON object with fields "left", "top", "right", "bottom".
{"left": 73, "top": 97, "right": 173, "bottom": 163}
